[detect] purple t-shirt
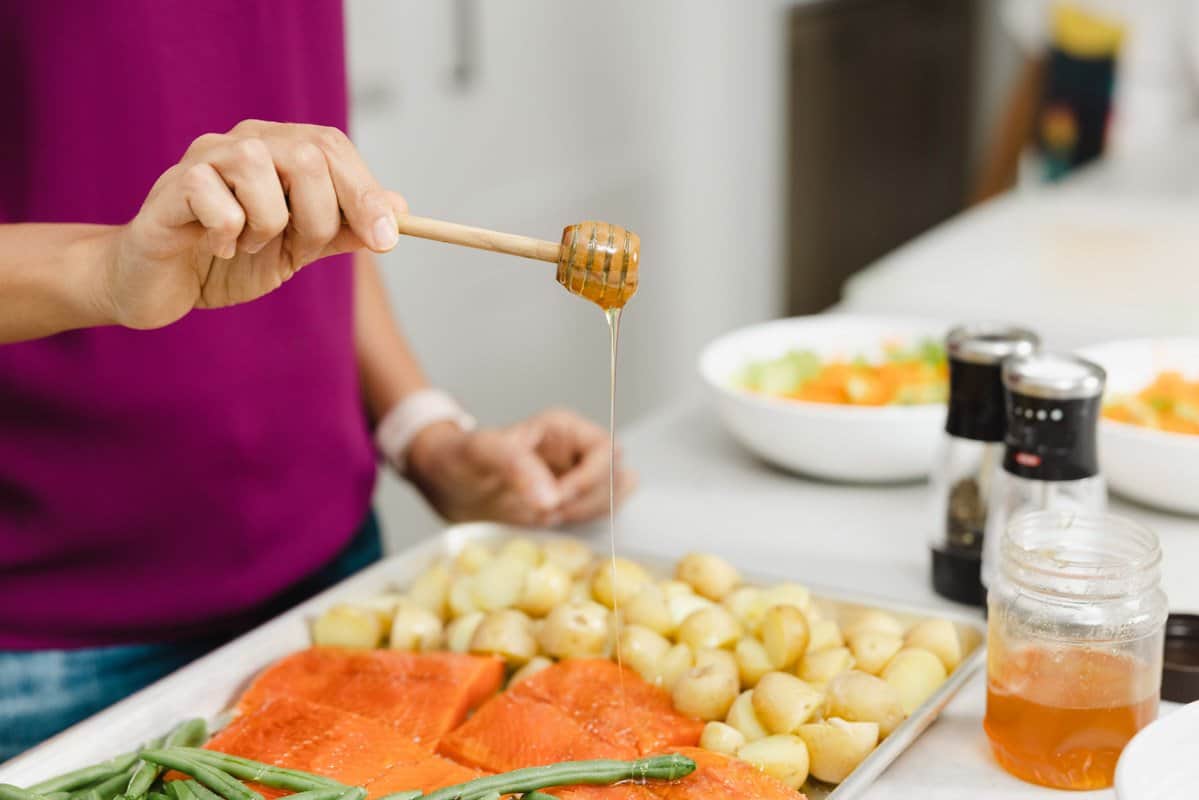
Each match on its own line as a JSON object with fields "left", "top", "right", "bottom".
{"left": 0, "top": 1, "right": 377, "bottom": 648}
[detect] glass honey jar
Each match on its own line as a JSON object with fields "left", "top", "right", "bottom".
{"left": 984, "top": 511, "right": 1168, "bottom": 790}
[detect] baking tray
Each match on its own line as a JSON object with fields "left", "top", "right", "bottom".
{"left": 0, "top": 523, "right": 985, "bottom": 799}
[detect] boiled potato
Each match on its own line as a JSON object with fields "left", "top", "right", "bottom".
{"left": 760, "top": 605, "right": 810, "bottom": 669}
{"left": 672, "top": 662, "right": 739, "bottom": 721}
{"left": 700, "top": 721, "right": 746, "bottom": 756}
{"left": 538, "top": 602, "right": 611, "bottom": 659}
{"left": 825, "top": 670, "right": 904, "bottom": 738}
{"left": 660, "top": 580, "right": 695, "bottom": 600}
{"left": 618, "top": 625, "right": 673, "bottom": 684}
{"left": 760, "top": 583, "right": 812, "bottom": 616}
{"left": 509, "top": 655, "right": 553, "bottom": 687}
{"left": 470, "top": 609, "right": 537, "bottom": 666}
{"left": 676, "top": 553, "right": 741, "bottom": 601}
{"left": 736, "top": 734, "right": 810, "bottom": 790}
{"left": 591, "top": 557, "right": 652, "bottom": 609}
{"left": 312, "top": 604, "right": 384, "bottom": 648}
{"left": 677, "top": 606, "right": 743, "bottom": 651}
{"left": 752, "top": 672, "right": 823, "bottom": 734}
{"left": 694, "top": 647, "right": 738, "bottom": 676}
{"left": 653, "top": 642, "right": 695, "bottom": 690}
{"left": 453, "top": 542, "right": 492, "bottom": 575}
{"left": 359, "top": 593, "right": 406, "bottom": 627}
{"left": 847, "top": 630, "right": 903, "bottom": 675}
{"left": 472, "top": 557, "right": 530, "bottom": 612}
{"left": 797, "top": 718, "right": 879, "bottom": 784}
{"left": 667, "top": 591, "right": 714, "bottom": 631}
{"left": 568, "top": 580, "right": 592, "bottom": 604}
{"left": 881, "top": 648, "right": 947, "bottom": 714}
{"left": 389, "top": 603, "right": 444, "bottom": 652}
{"left": 499, "top": 537, "right": 543, "bottom": 567}
{"left": 726, "top": 690, "right": 770, "bottom": 741}
{"left": 808, "top": 619, "right": 845, "bottom": 653}
{"left": 722, "top": 587, "right": 768, "bottom": 632}
{"left": 516, "top": 562, "right": 572, "bottom": 617}
{"left": 448, "top": 575, "right": 479, "bottom": 617}
{"left": 845, "top": 610, "right": 904, "bottom": 640}
{"left": 734, "top": 637, "right": 773, "bottom": 689}
{"left": 542, "top": 538, "right": 594, "bottom": 578}
{"left": 797, "top": 647, "right": 855, "bottom": 687}
{"left": 904, "top": 619, "right": 962, "bottom": 672}
{"left": 624, "top": 584, "right": 675, "bottom": 636}
{"left": 445, "top": 611, "right": 485, "bottom": 653}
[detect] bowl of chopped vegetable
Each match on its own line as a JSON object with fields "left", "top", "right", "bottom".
{"left": 1077, "top": 337, "right": 1199, "bottom": 515}
{"left": 699, "top": 313, "right": 951, "bottom": 482}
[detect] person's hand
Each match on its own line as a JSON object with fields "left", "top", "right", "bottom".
{"left": 406, "top": 409, "right": 637, "bottom": 527}
{"left": 100, "top": 120, "right": 406, "bottom": 329}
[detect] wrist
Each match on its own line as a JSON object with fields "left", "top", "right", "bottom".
{"left": 375, "top": 388, "right": 476, "bottom": 475}
{"left": 69, "top": 226, "right": 123, "bottom": 328}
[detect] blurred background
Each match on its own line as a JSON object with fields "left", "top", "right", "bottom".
{"left": 349, "top": 0, "right": 1199, "bottom": 547}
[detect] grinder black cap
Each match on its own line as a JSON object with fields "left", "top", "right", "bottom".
{"left": 945, "top": 324, "right": 1040, "bottom": 442}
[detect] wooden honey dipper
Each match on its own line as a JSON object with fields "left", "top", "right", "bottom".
{"left": 395, "top": 215, "right": 640, "bottom": 309}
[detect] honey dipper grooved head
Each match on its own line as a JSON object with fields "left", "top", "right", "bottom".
{"left": 557, "top": 221, "right": 640, "bottom": 309}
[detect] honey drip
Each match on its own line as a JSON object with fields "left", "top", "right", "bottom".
{"left": 605, "top": 306, "right": 626, "bottom": 709}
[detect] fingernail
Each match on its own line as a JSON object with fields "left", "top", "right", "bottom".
{"left": 531, "top": 481, "right": 560, "bottom": 510}
{"left": 372, "top": 216, "right": 399, "bottom": 251}
{"left": 221, "top": 241, "right": 237, "bottom": 260}
{"left": 247, "top": 240, "right": 266, "bottom": 254}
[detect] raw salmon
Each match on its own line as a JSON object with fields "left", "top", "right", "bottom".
{"left": 235, "top": 647, "right": 504, "bottom": 746}
{"left": 550, "top": 748, "right": 802, "bottom": 800}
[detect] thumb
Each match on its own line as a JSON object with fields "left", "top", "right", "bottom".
{"left": 466, "top": 429, "right": 562, "bottom": 512}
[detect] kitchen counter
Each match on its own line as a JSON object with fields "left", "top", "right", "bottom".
{"left": 582, "top": 398, "right": 1191, "bottom": 799}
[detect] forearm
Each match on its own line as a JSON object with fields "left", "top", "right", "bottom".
{"left": 352, "top": 251, "right": 432, "bottom": 425}
{"left": 0, "top": 224, "right": 118, "bottom": 344}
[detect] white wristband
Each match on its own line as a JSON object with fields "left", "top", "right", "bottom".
{"left": 375, "top": 388, "right": 477, "bottom": 475}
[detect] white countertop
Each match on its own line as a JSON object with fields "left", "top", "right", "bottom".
{"left": 583, "top": 398, "right": 1189, "bottom": 799}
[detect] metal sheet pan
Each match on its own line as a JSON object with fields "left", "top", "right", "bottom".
{"left": 0, "top": 523, "right": 985, "bottom": 799}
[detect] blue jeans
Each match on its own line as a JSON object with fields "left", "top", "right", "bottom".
{"left": 0, "top": 511, "right": 382, "bottom": 762}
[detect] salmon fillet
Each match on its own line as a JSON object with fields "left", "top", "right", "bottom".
{"left": 550, "top": 748, "right": 802, "bottom": 800}
{"left": 235, "top": 647, "right": 504, "bottom": 746}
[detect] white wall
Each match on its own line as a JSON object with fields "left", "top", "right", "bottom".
{"left": 346, "top": 0, "right": 789, "bottom": 548}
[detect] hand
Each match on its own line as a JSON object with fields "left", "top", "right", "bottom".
{"left": 100, "top": 120, "right": 406, "bottom": 329}
{"left": 406, "top": 409, "right": 637, "bottom": 527}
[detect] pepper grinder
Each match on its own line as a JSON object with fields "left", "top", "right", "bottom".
{"left": 929, "top": 324, "right": 1040, "bottom": 606}
{"left": 980, "top": 352, "right": 1108, "bottom": 592}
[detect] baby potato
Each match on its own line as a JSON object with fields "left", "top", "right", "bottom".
{"left": 797, "top": 718, "right": 879, "bottom": 784}
{"left": 722, "top": 586, "right": 768, "bottom": 632}
{"left": 808, "top": 619, "right": 845, "bottom": 653}
{"left": 509, "top": 655, "right": 553, "bottom": 687}
{"left": 847, "top": 630, "right": 903, "bottom": 676}
{"left": 619, "top": 625, "right": 673, "bottom": 684}
{"left": 668, "top": 591, "right": 715, "bottom": 630}
{"left": 538, "top": 602, "right": 611, "bottom": 659}
{"left": 470, "top": 608, "right": 537, "bottom": 666}
{"left": 825, "top": 670, "right": 905, "bottom": 738}
{"left": 845, "top": 610, "right": 905, "bottom": 640}
{"left": 726, "top": 690, "right": 770, "bottom": 741}
{"left": 389, "top": 603, "right": 444, "bottom": 652}
{"left": 542, "top": 538, "right": 594, "bottom": 578}
{"left": 700, "top": 721, "right": 747, "bottom": 756}
{"left": 760, "top": 583, "right": 813, "bottom": 616}
{"left": 406, "top": 563, "right": 451, "bottom": 619}
{"left": 797, "top": 647, "right": 855, "bottom": 687}
{"left": 752, "top": 672, "right": 824, "bottom": 734}
{"left": 568, "top": 580, "right": 592, "bottom": 604}
{"left": 677, "top": 606, "right": 743, "bottom": 651}
{"left": 694, "top": 647, "right": 739, "bottom": 676}
{"left": 734, "top": 637, "right": 774, "bottom": 689}
{"left": 654, "top": 642, "right": 695, "bottom": 690}
{"left": 516, "top": 562, "right": 572, "bottom": 617}
{"left": 676, "top": 553, "right": 741, "bottom": 601}
{"left": 472, "top": 557, "right": 530, "bottom": 612}
{"left": 312, "top": 604, "right": 384, "bottom": 648}
{"left": 760, "top": 605, "right": 811, "bottom": 670}
{"left": 445, "top": 611, "right": 485, "bottom": 653}
{"left": 736, "top": 734, "right": 810, "bottom": 790}
{"left": 358, "top": 593, "right": 406, "bottom": 627}
{"left": 625, "top": 584, "right": 675, "bottom": 636}
{"left": 591, "top": 557, "right": 652, "bottom": 609}
{"left": 448, "top": 575, "right": 479, "bottom": 618}
{"left": 672, "top": 662, "right": 740, "bottom": 721}
{"left": 499, "top": 536, "right": 543, "bottom": 567}
{"left": 660, "top": 579, "right": 695, "bottom": 600}
{"left": 904, "top": 619, "right": 962, "bottom": 672}
{"left": 454, "top": 542, "right": 492, "bottom": 575}
{"left": 881, "top": 648, "right": 948, "bottom": 714}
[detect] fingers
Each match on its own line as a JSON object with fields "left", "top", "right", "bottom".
{"left": 464, "top": 429, "right": 562, "bottom": 512}
{"left": 273, "top": 141, "right": 340, "bottom": 265}
{"left": 552, "top": 467, "right": 639, "bottom": 526}
{"left": 201, "top": 139, "right": 289, "bottom": 255}
{"left": 177, "top": 163, "right": 245, "bottom": 260}
{"left": 298, "top": 124, "right": 400, "bottom": 253}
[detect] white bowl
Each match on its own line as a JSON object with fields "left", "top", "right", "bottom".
{"left": 1115, "top": 701, "right": 1199, "bottom": 800}
{"left": 698, "top": 314, "right": 950, "bottom": 482}
{"left": 1077, "top": 338, "right": 1199, "bottom": 515}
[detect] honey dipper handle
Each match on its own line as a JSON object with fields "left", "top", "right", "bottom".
{"left": 395, "top": 214, "right": 562, "bottom": 264}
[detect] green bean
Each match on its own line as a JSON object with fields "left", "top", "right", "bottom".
{"left": 1, "top": 785, "right": 44, "bottom": 800}
{"left": 44, "top": 793, "right": 71, "bottom": 800}
{"left": 137, "top": 752, "right": 259, "bottom": 800}
{"left": 279, "top": 790, "right": 344, "bottom": 800}
{"left": 419, "top": 754, "right": 696, "bottom": 800}
{"left": 147, "top": 793, "right": 171, "bottom": 800}
{"left": 180, "top": 781, "right": 223, "bottom": 800}
{"left": 127, "top": 721, "right": 208, "bottom": 800}
{"left": 29, "top": 753, "right": 140, "bottom": 794}
{"left": 68, "top": 769, "right": 138, "bottom": 800}
{"left": 521, "top": 794, "right": 557, "bottom": 800}
{"left": 374, "top": 792, "right": 421, "bottom": 800}
{"left": 170, "top": 784, "right": 198, "bottom": 800}
{"left": 171, "top": 749, "right": 340, "bottom": 792}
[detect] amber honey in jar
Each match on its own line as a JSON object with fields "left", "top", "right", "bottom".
{"left": 984, "top": 511, "right": 1167, "bottom": 790}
